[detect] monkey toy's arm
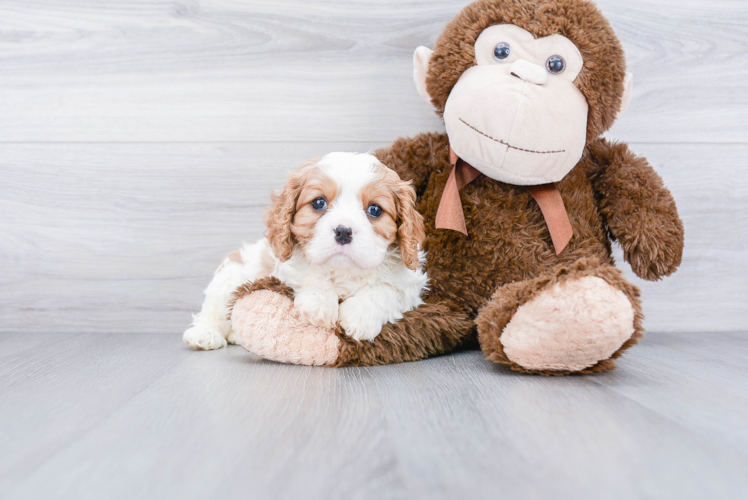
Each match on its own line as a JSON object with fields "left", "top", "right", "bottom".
{"left": 374, "top": 132, "right": 450, "bottom": 196}
{"left": 585, "top": 138, "right": 684, "bottom": 281}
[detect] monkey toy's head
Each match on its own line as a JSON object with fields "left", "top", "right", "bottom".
{"left": 413, "top": 0, "right": 633, "bottom": 186}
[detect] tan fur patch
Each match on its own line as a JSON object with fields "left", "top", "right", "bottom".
{"left": 371, "top": 214, "right": 397, "bottom": 243}
{"left": 264, "top": 157, "right": 321, "bottom": 261}
{"left": 227, "top": 250, "right": 243, "bottom": 264}
{"left": 360, "top": 169, "right": 399, "bottom": 244}
{"left": 361, "top": 164, "right": 426, "bottom": 270}
{"left": 295, "top": 171, "right": 339, "bottom": 210}
{"left": 392, "top": 179, "right": 426, "bottom": 270}
{"left": 291, "top": 169, "right": 339, "bottom": 248}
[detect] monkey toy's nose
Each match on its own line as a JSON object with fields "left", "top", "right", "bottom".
{"left": 334, "top": 226, "right": 353, "bottom": 245}
{"left": 510, "top": 59, "right": 547, "bottom": 85}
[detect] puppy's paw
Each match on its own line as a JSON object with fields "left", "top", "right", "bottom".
{"left": 226, "top": 329, "right": 238, "bottom": 345}
{"left": 338, "top": 297, "right": 384, "bottom": 342}
{"left": 183, "top": 325, "right": 228, "bottom": 350}
{"left": 294, "top": 290, "right": 339, "bottom": 329}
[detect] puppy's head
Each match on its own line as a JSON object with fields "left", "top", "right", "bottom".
{"left": 265, "top": 152, "right": 425, "bottom": 271}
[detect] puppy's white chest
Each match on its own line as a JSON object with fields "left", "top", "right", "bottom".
{"left": 329, "top": 269, "right": 378, "bottom": 300}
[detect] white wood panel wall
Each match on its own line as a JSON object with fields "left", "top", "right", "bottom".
{"left": 0, "top": 0, "right": 746, "bottom": 334}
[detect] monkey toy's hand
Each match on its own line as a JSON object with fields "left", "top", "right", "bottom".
{"left": 587, "top": 139, "right": 684, "bottom": 281}
{"left": 617, "top": 207, "right": 684, "bottom": 281}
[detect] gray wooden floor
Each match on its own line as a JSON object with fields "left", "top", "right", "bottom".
{"left": 1, "top": 332, "right": 747, "bottom": 499}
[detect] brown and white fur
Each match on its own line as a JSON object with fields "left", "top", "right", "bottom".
{"left": 183, "top": 152, "right": 428, "bottom": 350}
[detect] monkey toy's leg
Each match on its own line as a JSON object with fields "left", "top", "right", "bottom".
{"left": 230, "top": 277, "right": 474, "bottom": 366}
{"left": 475, "top": 258, "right": 644, "bottom": 375}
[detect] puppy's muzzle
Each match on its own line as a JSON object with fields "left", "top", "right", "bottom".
{"left": 334, "top": 226, "right": 353, "bottom": 245}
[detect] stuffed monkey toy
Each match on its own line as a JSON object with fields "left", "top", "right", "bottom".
{"left": 230, "top": 0, "right": 684, "bottom": 375}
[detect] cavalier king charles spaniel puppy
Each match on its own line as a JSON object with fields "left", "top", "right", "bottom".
{"left": 183, "top": 152, "right": 428, "bottom": 350}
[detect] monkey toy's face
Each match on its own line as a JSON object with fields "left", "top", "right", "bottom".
{"left": 445, "top": 25, "right": 587, "bottom": 185}
{"left": 414, "top": 21, "right": 633, "bottom": 186}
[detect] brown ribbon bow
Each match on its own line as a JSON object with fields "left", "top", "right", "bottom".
{"left": 434, "top": 146, "right": 573, "bottom": 255}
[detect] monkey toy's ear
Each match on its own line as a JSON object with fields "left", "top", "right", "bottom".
{"left": 615, "top": 72, "right": 635, "bottom": 120}
{"left": 413, "top": 46, "right": 434, "bottom": 105}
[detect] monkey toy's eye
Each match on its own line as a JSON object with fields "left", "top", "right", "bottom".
{"left": 311, "top": 197, "right": 327, "bottom": 211}
{"left": 493, "top": 42, "right": 511, "bottom": 61}
{"left": 546, "top": 55, "right": 566, "bottom": 74}
{"left": 366, "top": 204, "right": 383, "bottom": 218}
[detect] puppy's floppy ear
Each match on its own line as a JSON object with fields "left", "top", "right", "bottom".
{"left": 264, "top": 158, "right": 318, "bottom": 262}
{"left": 394, "top": 180, "right": 426, "bottom": 270}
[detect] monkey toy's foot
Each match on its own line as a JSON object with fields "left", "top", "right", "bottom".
{"left": 230, "top": 279, "right": 340, "bottom": 366}
{"left": 230, "top": 277, "right": 474, "bottom": 367}
{"left": 476, "top": 260, "right": 643, "bottom": 375}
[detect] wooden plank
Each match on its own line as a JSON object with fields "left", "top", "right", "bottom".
{"left": 0, "top": 0, "right": 745, "bottom": 143}
{"left": 592, "top": 332, "right": 748, "bottom": 453}
{"left": 0, "top": 142, "right": 745, "bottom": 334}
{"left": 369, "top": 349, "right": 748, "bottom": 499}
{"left": 2, "top": 333, "right": 747, "bottom": 499}
{"left": 0, "top": 332, "right": 79, "bottom": 361}
{"left": 0, "top": 333, "right": 191, "bottom": 495}
{"left": 2, "top": 334, "right": 405, "bottom": 500}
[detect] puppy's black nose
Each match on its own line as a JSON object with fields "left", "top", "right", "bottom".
{"left": 334, "top": 226, "right": 353, "bottom": 245}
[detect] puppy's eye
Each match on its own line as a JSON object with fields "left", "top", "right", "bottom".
{"left": 546, "top": 55, "right": 565, "bottom": 74}
{"left": 366, "top": 204, "right": 383, "bottom": 218}
{"left": 311, "top": 197, "right": 327, "bottom": 211}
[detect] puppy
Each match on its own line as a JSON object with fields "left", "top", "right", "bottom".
{"left": 183, "top": 152, "right": 428, "bottom": 350}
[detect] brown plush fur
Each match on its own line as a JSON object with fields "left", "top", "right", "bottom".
{"left": 365, "top": 165, "right": 426, "bottom": 271}
{"left": 333, "top": 301, "right": 475, "bottom": 367}
{"left": 368, "top": 129, "right": 682, "bottom": 374}
{"left": 585, "top": 140, "right": 684, "bottom": 280}
{"left": 235, "top": 0, "right": 684, "bottom": 374}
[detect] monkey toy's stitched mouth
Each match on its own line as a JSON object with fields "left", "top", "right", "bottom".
{"left": 459, "top": 118, "right": 565, "bottom": 155}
